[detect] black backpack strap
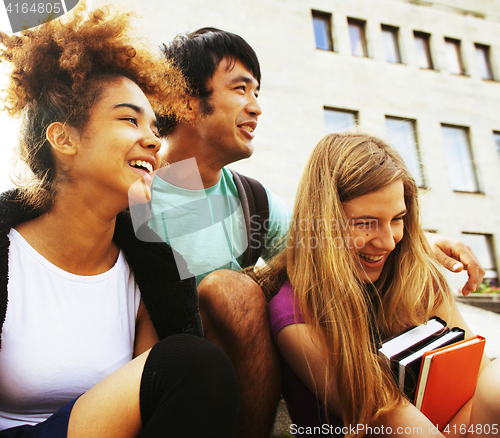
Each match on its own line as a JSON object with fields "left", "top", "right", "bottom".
{"left": 230, "top": 170, "right": 269, "bottom": 268}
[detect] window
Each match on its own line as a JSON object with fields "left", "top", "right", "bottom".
{"left": 385, "top": 117, "right": 424, "bottom": 187}
{"left": 441, "top": 125, "right": 479, "bottom": 192}
{"left": 461, "top": 233, "right": 498, "bottom": 285}
{"left": 414, "top": 31, "right": 433, "bottom": 69}
{"left": 348, "top": 18, "right": 368, "bottom": 57}
{"left": 312, "top": 10, "right": 333, "bottom": 51}
{"left": 382, "top": 25, "right": 401, "bottom": 63}
{"left": 475, "top": 43, "right": 494, "bottom": 80}
{"left": 445, "top": 38, "right": 465, "bottom": 75}
{"left": 324, "top": 108, "right": 357, "bottom": 133}
{"left": 494, "top": 132, "right": 500, "bottom": 153}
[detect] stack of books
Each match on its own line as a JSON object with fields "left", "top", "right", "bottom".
{"left": 378, "top": 317, "right": 485, "bottom": 427}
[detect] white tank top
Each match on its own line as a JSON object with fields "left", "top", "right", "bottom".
{"left": 0, "top": 229, "right": 141, "bottom": 430}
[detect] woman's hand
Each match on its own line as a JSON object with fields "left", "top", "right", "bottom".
{"left": 425, "top": 233, "right": 485, "bottom": 296}
{"left": 277, "top": 324, "right": 449, "bottom": 437}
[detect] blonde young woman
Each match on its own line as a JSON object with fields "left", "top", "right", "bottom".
{"left": 255, "top": 132, "right": 500, "bottom": 437}
{"left": 0, "top": 4, "right": 238, "bottom": 438}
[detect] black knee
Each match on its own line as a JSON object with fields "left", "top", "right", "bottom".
{"left": 139, "top": 334, "right": 239, "bottom": 437}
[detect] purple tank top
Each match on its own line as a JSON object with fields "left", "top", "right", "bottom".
{"left": 269, "top": 280, "right": 342, "bottom": 435}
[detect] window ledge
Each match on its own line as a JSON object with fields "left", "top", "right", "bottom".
{"left": 418, "top": 67, "right": 438, "bottom": 72}
{"left": 452, "top": 190, "right": 484, "bottom": 195}
{"left": 351, "top": 55, "right": 373, "bottom": 59}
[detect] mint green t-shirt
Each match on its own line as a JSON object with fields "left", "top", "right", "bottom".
{"left": 148, "top": 167, "right": 291, "bottom": 284}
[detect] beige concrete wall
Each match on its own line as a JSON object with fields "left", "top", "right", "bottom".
{"left": 96, "top": 0, "right": 500, "bottom": 288}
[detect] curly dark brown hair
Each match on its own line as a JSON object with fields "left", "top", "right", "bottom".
{"left": 0, "top": 2, "right": 189, "bottom": 211}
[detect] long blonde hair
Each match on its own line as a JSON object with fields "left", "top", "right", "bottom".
{"left": 256, "top": 132, "right": 453, "bottom": 432}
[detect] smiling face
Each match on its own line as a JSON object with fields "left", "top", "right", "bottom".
{"left": 69, "top": 76, "right": 162, "bottom": 207}
{"left": 343, "top": 180, "right": 406, "bottom": 283}
{"left": 194, "top": 58, "right": 262, "bottom": 165}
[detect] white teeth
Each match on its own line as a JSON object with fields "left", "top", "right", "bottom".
{"left": 140, "top": 161, "right": 153, "bottom": 173}
{"left": 129, "top": 160, "right": 153, "bottom": 174}
{"left": 358, "top": 253, "right": 384, "bottom": 263}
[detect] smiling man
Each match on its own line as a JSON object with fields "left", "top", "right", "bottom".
{"left": 151, "top": 28, "right": 291, "bottom": 285}
{"left": 146, "top": 28, "right": 485, "bottom": 438}
{"left": 147, "top": 28, "right": 291, "bottom": 438}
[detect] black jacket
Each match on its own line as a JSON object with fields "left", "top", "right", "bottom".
{"left": 0, "top": 189, "right": 203, "bottom": 349}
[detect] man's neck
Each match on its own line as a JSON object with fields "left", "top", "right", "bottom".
{"left": 163, "top": 131, "right": 224, "bottom": 189}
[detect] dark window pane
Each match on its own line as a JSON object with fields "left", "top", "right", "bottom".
{"left": 324, "top": 108, "right": 357, "bottom": 133}
{"left": 441, "top": 125, "right": 479, "bottom": 192}
{"left": 461, "top": 234, "right": 497, "bottom": 283}
{"left": 386, "top": 118, "right": 424, "bottom": 186}
{"left": 382, "top": 26, "right": 401, "bottom": 63}
{"left": 414, "top": 32, "right": 433, "bottom": 69}
{"left": 445, "top": 38, "right": 464, "bottom": 75}
{"left": 312, "top": 12, "right": 333, "bottom": 51}
{"left": 494, "top": 132, "right": 500, "bottom": 153}
{"left": 476, "top": 44, "right": 493, "bottom": 80}
{"left": 348, "top": 19, "right": 367, "bottom": 57}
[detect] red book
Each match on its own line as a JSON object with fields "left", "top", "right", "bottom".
{"left": 414, "top": 335, "right": 486, "bottom": 429}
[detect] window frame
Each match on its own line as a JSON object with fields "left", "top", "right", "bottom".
{"left": 381, "top": 24, "right": 402, "bottom": 64}
{"left": 494, "top": 131, "right": 500, "bottom": 154}
{"left": 323, "top": 107, "right": 358, "bottom": 133}
{"left": 441, "top": 124, "right": 480, "bottom": 193}
{"left": 475, "top": 43, "right": 494, "bottom": 80}
{"left": 461, "top": 233, "right": 498, "bottom": 285}
{"left": 414, "top": 31, "right": 434, "bottom": 70}
{"left": 347, "top": 18, "right": 368, "bottom": 58}
{"left": 444, "top": 37, "right": 465, "bottom": 75}
{"left": 385, "top": 116, "right": 425, "bottom": 187}
{"left": 312, "top": 10, "right": 334, "bottom": 52}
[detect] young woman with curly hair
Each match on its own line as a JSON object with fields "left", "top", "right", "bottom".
{"left": 255, "top": 132, "right": 500, "bottom": 437}
{"left": 0, "top": 4, "right": 238, "bottom": 437}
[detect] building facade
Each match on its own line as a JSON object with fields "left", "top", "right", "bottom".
{"left": 68, "top": 0, "right": 500, "bottom": 287}
{"left": 298, "top": 0, "right": 500, "bottom": 290}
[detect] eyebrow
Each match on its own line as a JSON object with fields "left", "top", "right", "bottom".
{"left": 228, "top": 75, "right": 260, "bottom": 91}
{"left": 113, "top": 103, "right": 142, "bottom": 113}
{"left": 350, "top": 209, "right": 407, "bottom": 220}
{"left": 113, "top": 103, "right": 159, "bottom": 129}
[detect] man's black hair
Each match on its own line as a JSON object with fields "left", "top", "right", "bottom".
{"left": 159, "top": 28, "right": 261, "bottom": 136}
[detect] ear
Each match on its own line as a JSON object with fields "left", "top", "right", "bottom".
{"left": 46, "top": 122, "right": 79, "bottom": 156}
{"left": 182, "top": 95, "right": 200, "bottom": 122}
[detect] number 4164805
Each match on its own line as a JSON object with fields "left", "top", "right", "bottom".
{"left": 6, "top": 3, "right": 62, "bottom": 14}
{"left": 442, "top": 424, "right": 499, "bottom": 435}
